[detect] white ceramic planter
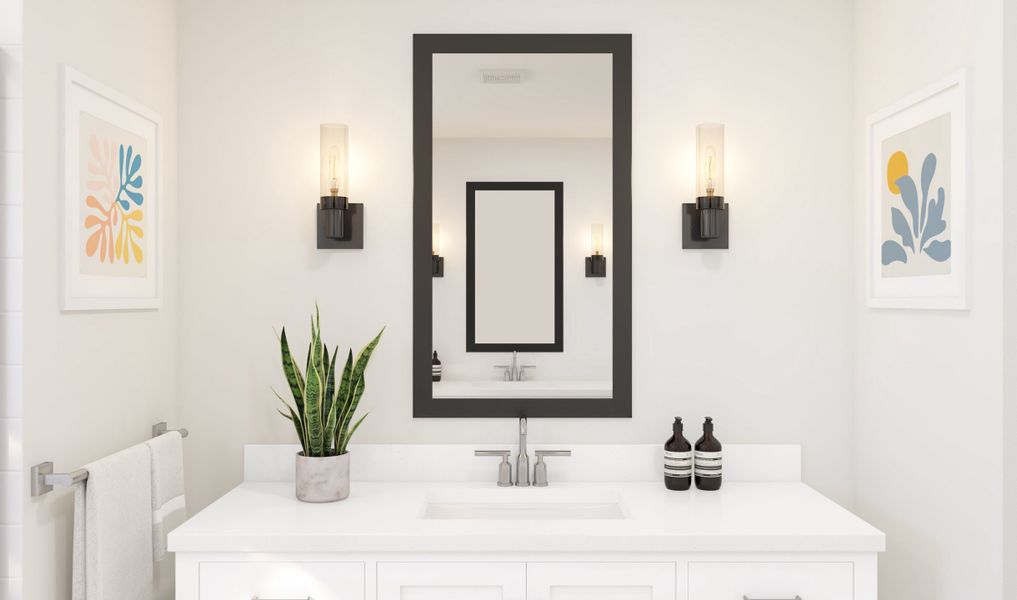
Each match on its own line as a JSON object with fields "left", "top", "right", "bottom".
{"left": 295, "top": 452, "right": 350, "bottom": 503}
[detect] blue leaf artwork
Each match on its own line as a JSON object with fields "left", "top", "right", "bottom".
{"left": 881, "top": 149, "right": 951, "bottom": 267}
{"left": 116, "top": 143, "right": 145, "bottom": 210}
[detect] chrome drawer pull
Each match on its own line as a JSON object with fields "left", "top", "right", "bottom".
{"left": 251, "top": 596, "right": 313, "bottom": 600}
{"left": 743, "top": 596, "right": 801, "bottom": 600}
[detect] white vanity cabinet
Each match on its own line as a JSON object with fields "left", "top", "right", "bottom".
{"left": 170, "top": 445, "right": 884, "bottom": 600}
{"left": 180, "top": 556, "right": 876, "bottom": 600}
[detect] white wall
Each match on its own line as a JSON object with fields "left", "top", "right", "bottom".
{"left": 432, "top": 138, "right": 612, "bottom": 382}
{"left": 0, "top": 0, "right": 22, "bottom": 596}
{"left": 852, "top": 0, "right": 1005, "bottom": 598}
{"left": 177, "top": 0, "right": 855, "bottom": 511}
{"left": 1004, "top": 0, "right": 1017, "bottom": 595}
{"left": 20, "top": 1, "right": 179, "bottom": 599}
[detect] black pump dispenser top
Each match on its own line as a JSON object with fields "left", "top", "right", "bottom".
{"left": 703, "top": 416, "right": 714, "bottom": 433}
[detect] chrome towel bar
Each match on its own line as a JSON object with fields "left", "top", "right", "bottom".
{"left": 30, "top": 421, "right": 188, "bottom": 497}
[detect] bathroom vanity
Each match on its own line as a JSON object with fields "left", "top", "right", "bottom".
{"left": 169, "top": 444, "right": 884, "bottom": 600}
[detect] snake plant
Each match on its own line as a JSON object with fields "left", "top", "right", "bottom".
{"left": 275, "top": 307, "right": 384, "bottom": 457}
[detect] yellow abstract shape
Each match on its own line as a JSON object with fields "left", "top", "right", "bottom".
{"left": 886, "top": 151, "right": 908, "bottom": 194}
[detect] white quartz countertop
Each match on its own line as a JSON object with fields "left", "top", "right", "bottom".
{"left": 168, "top": 480, "right": 885, "bottom": 554}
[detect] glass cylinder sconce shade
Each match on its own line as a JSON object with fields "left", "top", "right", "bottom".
{"left": 320, "top": 124, "right": 349, "bottom": 198}
{"left": 590, "top": 223, "right": 604, "bottom": 255}
{"left": 696, "top": 123, "right": 724, "bottom": 197}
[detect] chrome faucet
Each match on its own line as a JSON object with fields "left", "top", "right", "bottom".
{"left": 474, "top": 417, "right": 570, "bottom": 486}
{"left": 494, "top": 352, "right": 536, "bottom": 382}
{"left": 516, "top": 417, "right": 530, "bottom": 486}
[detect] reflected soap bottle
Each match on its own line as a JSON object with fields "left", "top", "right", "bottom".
{"left": 664, "top": 417, "right": 692, "bottom": 490}
{"left": 431, "top": 351, "right": 442, "bottom": 382}
{"left": 694, "top": 417, "right": 722, "bottom": 491}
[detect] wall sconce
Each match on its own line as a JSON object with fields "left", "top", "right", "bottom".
{"left": 682, "top": 123, "right": 729, "bottom": 249}
{"left": 317, "top": 124, "right": 364, "bottom": 249}
{"left": 432, "top": 223, "right": 444, "bottom": 277}
{"left": 586, "top": 223, "right": 607, "bottom": 277}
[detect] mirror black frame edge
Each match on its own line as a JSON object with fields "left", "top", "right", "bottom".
{"left": 412, "top": 33, "right": 632, "bottom": 418}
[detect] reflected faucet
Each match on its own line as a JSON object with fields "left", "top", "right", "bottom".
{"left": 494, "top": 352, "right": 536, "bottom": 382}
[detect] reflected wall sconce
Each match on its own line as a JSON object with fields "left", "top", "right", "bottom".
{"left": 317, "top": 124, "right": 364, "bottom": 249}
{"left": 432, "top": 223, "right": 444, "bottom": 277}
{"left": 586, "top": 223, "right": 607, "bottom": 277}
{"left": 682, "top": 123, "right": 729, "bottom": 249}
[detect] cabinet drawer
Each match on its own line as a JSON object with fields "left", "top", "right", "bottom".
{"left": 528, "top": 563, "right": 676, "bottom": 600}
{"left": 378, "top": 562, "right": 526, "bottom": 600}
{"left": 199, "top": 561, "right": 365, "bottom": 600}
{"left": 688, "top": 562, "right": 852, "bottom": 600}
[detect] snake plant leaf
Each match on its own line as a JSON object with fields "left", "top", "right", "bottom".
{"left": 304, "top": 355, "right": 324, "bottom": 456}
{"left": 919, "top": 153, "right": 936, "bottom": 229}
{"left": 881, "top": 240, "right": 907, "bottom": 265}
{"left": 925, "top": 239, "right": 952, "bottom": 262}
{"left": 921, "top": 187, "right": 947, "bottom": 250}
{"left": 279, "top": 328, "right": 305, "bottom": 414}
{"left": 890, "top": 208, "right": 914, "bottom": 252}
{"left": 323, "top": 348, "right": 340, "bottom": 453}
{"left": 350, "top": 328, "right": 384, "bottom": 391}
{"left": 276, "top": 407, "right": 307, "bottom": 454}
{"left": 340, "top": 412, "right": 369, "bottom": 455}
{"left": 337, "top": 349, "right": 354, "bottom": 412}
{"left": 895, "top": 175, "right": 920, "bottom": 237}
{"left": 338, "top": 374, "right": 367, "bottom": 452}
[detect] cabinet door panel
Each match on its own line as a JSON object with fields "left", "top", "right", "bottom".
{"left": 199, "top": 561, "right": 364, "bottom": 600}
{"left": 378, "top": 562, "right": 526, "bottom": 600}
{"left": 528, "top": 563, "right": 676, "bottom": 600}
{"left": 688, "top": 562, "right": 852, "bottom": 600}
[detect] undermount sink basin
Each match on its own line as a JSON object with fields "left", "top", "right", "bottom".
{"left": 422, "top": 488, "right": 626, "bottom": 520}
{"left": 424, "top": 501, "right": 625, "bottom": 520}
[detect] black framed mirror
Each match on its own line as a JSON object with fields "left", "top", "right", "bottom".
{"left": 413, "top": 34, "right": 632, "bottom": 417}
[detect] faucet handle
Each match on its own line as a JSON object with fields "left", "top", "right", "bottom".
{"left": 533, "top": 450, "right": 571, "bottom": 487}
{"left": 474, "top": 450, "right": 513, "bottom": 486}
{"left": 518, "top": 365, "right": 536, "bottom": 380}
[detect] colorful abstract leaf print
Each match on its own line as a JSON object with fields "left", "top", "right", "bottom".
{"left": 83, "top": 134, "right": 146, "bottom": 265}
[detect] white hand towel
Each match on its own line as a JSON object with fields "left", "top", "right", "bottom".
{"left": 74, "top": 444, "right": 154, "bottom": 600}
{"left": 145, "top": 431, "right": 186, "bottom": 561}
{"left": 71, "top": 482, "right": 85, "bottom": 600}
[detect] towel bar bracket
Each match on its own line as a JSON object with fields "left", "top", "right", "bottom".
{"left": 30, "top": 462, "right": 88, "bottom": 497}
{"left": 152, "top": 421, "right": 189, "bottom": 439}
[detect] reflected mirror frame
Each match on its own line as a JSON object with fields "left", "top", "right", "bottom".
{"left": 413, "top": 33, "right": 632, "bottom": 418}
{"left": 466, "top": 181, "right": 564, "bottom": 354}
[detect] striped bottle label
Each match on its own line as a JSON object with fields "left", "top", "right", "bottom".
{"left": 664, "top": 450, "right": 692, "bottom": 479}
{"left": 694, "top": 451, "right": 722, "bottom": 478}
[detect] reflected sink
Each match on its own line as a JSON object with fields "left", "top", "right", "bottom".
{"left": 424, "top": 501, "right": 625, "bottom": 520}
{"left": 422, "top": 488, "right": 626, "bottom": 520}
{"left": 432, "top": 380, "right": 612, "bottom": 399}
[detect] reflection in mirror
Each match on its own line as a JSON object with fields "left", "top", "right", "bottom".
{"left": 431, "top": 52, "right": 612, "bottom": 400}
{"left": 467, "top": 182, "right": 562, "bottom": 351}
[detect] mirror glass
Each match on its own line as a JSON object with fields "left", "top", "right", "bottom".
{"left": 431, "top": 52, "right": 613, "bottom": 400}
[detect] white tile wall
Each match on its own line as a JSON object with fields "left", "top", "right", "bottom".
{"left": 0, "top": 1, "right": 22, "bottom": 597}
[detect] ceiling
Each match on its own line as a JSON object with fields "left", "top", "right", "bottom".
{"left": 432, "top": 53, "right": 613, "bottom": 139}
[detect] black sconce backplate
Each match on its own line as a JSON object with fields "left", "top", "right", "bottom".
{"left": 432, "top": 255, "right": 444, "bottom": 277}
{"left": 682, "top": 201, "right": 729, "bottom": 249}
{"left": 586, "top": 255, "right": 607, "bottom": 277}
{"left": 317, "top": 203, "right": 364, "bottom": 249}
